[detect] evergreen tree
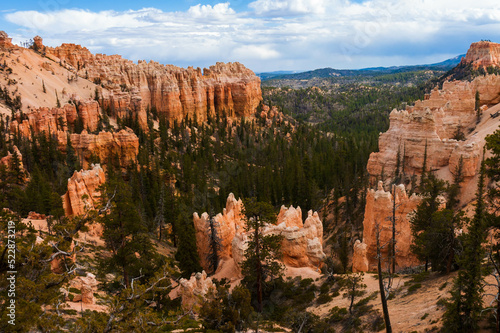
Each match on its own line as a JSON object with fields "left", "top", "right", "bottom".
{"left": 174, "top": 211, "right": 202, "bottom": 277}
{"left": 99, "top": 175, "right": 161, "bottom": 287}
{"left": 443, "top": 156, "right": 487, "bottom": 331}
{"left": 241, "top": 198, "right": 284, "bottom": 312}
{"left": 410, "top": 173, "right": 447, "bottom": 272}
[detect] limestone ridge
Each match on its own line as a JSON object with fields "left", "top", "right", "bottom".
{"left": 193, "top": 193, "right": 326, "bottom": 273}
{"left": 45, "top": 42, "right": 262, "bottom": 122}
{"left": 461, "top": 41, "right": 500, "bottom": 68}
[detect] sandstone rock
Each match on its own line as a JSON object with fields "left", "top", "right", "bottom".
{"left": 10, "top": 101, "right": 100, "bottom": 137}
{"left": 27, "top": 211, "right": 46, "bottom": 220}
{"left": 352, "top": 240, "right": 369, "bottom": 272}
{"left": 0, "top": 31, "right": 13, "bottom": 49}
{"left": 62, "top": 164, "right": 105, "bottom": 216}
{"left": 66, "top": 128, "right": 139, "bottom": 168}
{"left": 353, "top": 182, "right": 421, "bottom": 272}
{"left": 47, "top": 44, "right": 262, "bottom": 122}
{"left": 179, "top": 271, "right": 215, "bottom": 312}
{"left": 462, "top": 41, "right": 500, "bottom": 69}
{"left": 68, "top": 273, "right": 99, "bottom": 304}
{"left": 0, "top": 146, "right": 26, "bottom": 173}
{"left": 193, "top": 193, "right": 245, "bottom": 271}
{"left": 366, "top": 75, "right": 500, "bottom": 184}
{"left": 33, "top": 36, "right": 44, "bottom": 52}
{"left": 194, "top": 194, "right": 326, "bottom": 272}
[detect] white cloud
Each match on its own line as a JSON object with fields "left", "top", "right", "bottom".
{"left": 232, "top": 44, "right": 281, "bottom": 60}
{"left": 188, "top": 2, "right": 235, "bottom": 18}
{"left": 249, "top": 0, "right": 328, "bottom": 16}
{"left": 3, "top": 0, "right": 500, "bottom": 72}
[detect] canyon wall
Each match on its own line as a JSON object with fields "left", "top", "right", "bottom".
{"left": 46, "top": 43, "right": 262, "bottom": 122}
{"left": 366, "top": 76, "right": 500, "bottom": 183}
{"left": 10, "top": 101, "right": 100, "bottom": 137}
{"left": 193, "top": 193, "right": 326, "bottom": 273}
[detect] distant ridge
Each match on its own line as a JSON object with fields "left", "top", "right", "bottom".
{"left": 260, "top": 54, "right": 465, "bottom": 81}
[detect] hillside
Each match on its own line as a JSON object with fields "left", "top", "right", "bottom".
{"left": 2, "top": 30, "right": 500, "bottom": 332}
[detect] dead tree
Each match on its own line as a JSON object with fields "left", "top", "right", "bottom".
{"left": 376, "top": 223, "right": 392, "bottom": 333}
{"left": 206, "top": 215, "right": 222, "bottom": 275}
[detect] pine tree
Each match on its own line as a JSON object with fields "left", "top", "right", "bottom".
{"left": 99, "top": 175, "right": 161, "bottom": 287}
{"left": 206, "top": 215, "right": 222, "bottom": 275}
{"left": 241, "top": 198, "right": 283, "bottom": 312}
{"left": 443, "top": 155, "right": 487, "bottom": 331}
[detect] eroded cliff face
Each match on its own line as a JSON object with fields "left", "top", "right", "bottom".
{"left": 46, "top": 43, "right": 262, "bottom": 122}
{"left": 10, "top": 101, "right": 100, "bottom": 137}
{"left": 367, "top": 76, "right": 500, "bottom": 183}
{"left": 62, "top": 164, "right": 106, "bottom": 216}
{"left": 193, "top": 193, "right": 326, "bottom": 273}
{"left": 462, "top": 41, "right": 500, "bottom": 68}
{"left": 353, "top": 182, "right": 421, "bottom": 272}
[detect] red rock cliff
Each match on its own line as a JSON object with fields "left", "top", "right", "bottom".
{"left": 367, "top": 76, "right": 500, "bottom": 183}
{"left": 461, "top": 41, "right": 500, "bottom": 68}
{"left": 47, "top": 44, "right": 262, "bottom": 121}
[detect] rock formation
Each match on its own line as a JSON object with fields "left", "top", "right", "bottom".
{"left": 0, "top": 145, "right": 25, "bottom": 173}
{"left": 193, "top": 193, "right": 245, "bottom": 271}
{"left": 193, "top": 193, "right": 326, "bottom": 273}
{"left": 0, "top": 31, "right": 13, "bottom": 49}
{"left": 46, "top": 43, "right": 262, "bottom": 122}
{"left": 62, "top": 164, "right": 106, "bottom": 216}
{"left": 353, "top": 182, "right": 421, "bottom": 272}
{"left": 10, "top": 101, "right": 100, "bottom": 137}
{"left": 66, "top": 128, "right": 139, "bottom": 168}
{"left": 461, "top": 41, "right": 500, "bottom": 68}
{"left": 63, "top": 273, "right": 99, "bottom": 304}
{"left": 179, "top": 271, "right": 215, "bottom": 312}
{"left": 366, "top": 75, "right": 500, "bottom": 184}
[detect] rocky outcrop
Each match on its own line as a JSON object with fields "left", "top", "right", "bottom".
{"left": 270, "top": 206, "right": 325, "bottom": 268}
{"left": 47, "top": 44, "right": 262, "bottom": 122}
{"left": 0, "top": 145, "right": 25, "bottom": 172}
{"left": 366, "top": 76, "right": 500, "bottom": 183}
{"left": 193, "top": 194, "right": 325, "bottom": 273}
{"left": 193, "top": 193, "right": 245, "bottom": 271}
{"left": 63, "top": 273, "right": 99, "bottom": 304}
{"left": 179, "top": 271, "right": 215, "bottom": 312}
{"left": 64, "top": 128, "right": 139, "bottom": 168}
{"left": 0, "top": 31, "right": 13, "bottom": 49}
{"left": 461, "top": 41, "right": 500, "bottom": 68}
{"left": 353, "top": 182, "right": 421, "bottom": 272}
{"left": 10, "top": 100, "right": 100, "bottom": 137}
{"left": 62, "top": 164, "right": 106, "bottom": 216}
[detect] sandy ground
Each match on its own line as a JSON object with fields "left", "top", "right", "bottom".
{"left": 1, "top": 48, "right": 100, "bottom": 113}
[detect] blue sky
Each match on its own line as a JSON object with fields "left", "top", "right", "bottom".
{"left": 1, "top": 0, "right": 500, "bottom": 72}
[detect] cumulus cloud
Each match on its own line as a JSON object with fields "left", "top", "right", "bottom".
{"left": 188, "top": 2, "right": 236, "bottom": 18}
{"left": 248, "top": 0, "right": 328, "bottom": 16}
{"left": 3, "top": 0, "right": 500, "bottom": 71}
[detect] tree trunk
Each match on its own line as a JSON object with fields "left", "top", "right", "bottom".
{"left": 377, "top": 226, "right": 392, "bottom": 333}
{"left": 255, "top": 225, "right": 263, "bottom": 313}
{"left": 392, "top": 185, "right": 396, "bottom": 276}
{"left": 349, "top": 281, "right": 355, "bottom": 314}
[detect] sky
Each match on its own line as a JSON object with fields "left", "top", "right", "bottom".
{"left": 1, "top": 0, "right": 500, "bottom": 72}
